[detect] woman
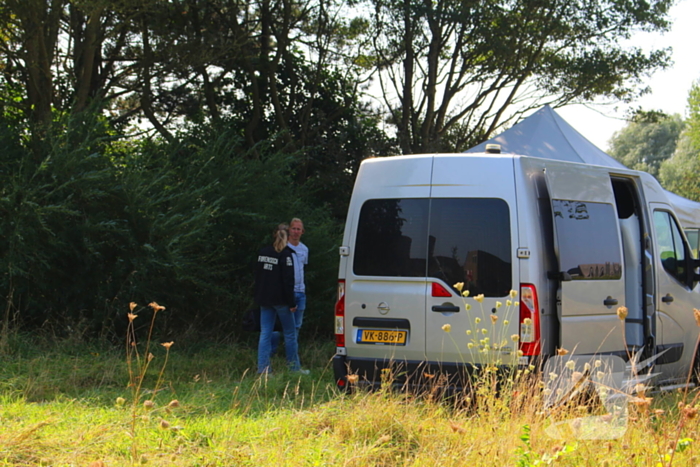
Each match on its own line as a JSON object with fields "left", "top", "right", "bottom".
{"left": 254, "top": 223, "right": 303, "bottom": 374}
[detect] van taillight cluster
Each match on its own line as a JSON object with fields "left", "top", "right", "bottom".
{"left": 335, "top": 280, "right": 346, "bottom": 348}
{"left": 519, "top": 283, "right": 541, "bottom": 356}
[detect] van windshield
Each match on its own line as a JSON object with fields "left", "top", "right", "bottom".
{"left": 353, "top": 198, "right": 511, "bottom": 297}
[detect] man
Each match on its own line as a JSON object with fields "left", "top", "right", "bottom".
{"left": 287, "top": 218, "right": 309, "bottom": 339}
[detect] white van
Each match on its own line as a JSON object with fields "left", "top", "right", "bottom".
{"left": 332, "top": 149, "right": 700, "bottom": 391}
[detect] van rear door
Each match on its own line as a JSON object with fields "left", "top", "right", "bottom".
{"left": 545, "top": 164, "right": 627, "bottom": 355}
{"left": 343, "top": 156, "right": 434, "bottom": 366}
{"left": 425, "top": 155, "right": 519, "bottom": 365}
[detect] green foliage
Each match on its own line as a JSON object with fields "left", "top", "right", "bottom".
{"left": 608, "top": 112, "right": 684, "bottom": 177}
{"left": 0, "top": 113, "right": 343, "bottom": 341}
{"left": 659, "top": 81, "right": 700, "bottom": 201}
{"left": 516, "top": 424, "right": 577, "bottom": 466}
{"left": 687, "top": 81, "right": 700, "bottom": 149}
{"left": 659, "top": 134, "right": 700, "bottom": 201}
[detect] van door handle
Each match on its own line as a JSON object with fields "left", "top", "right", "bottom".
{"left": 432, "top": 305, "right": 460, "bottom": 313}
{"left": 661, "top": 293, "right": 674, "bottom": 304}
{"left": 603, "top": 296, "right": 618, "bottom": 307}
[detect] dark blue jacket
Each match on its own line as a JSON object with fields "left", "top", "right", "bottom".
{"left": 254, "top": 245, "right": 296, "bottom": 308}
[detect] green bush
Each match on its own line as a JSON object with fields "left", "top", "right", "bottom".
{"left": 0, "top": 113, "right": 342, "bottom": 343}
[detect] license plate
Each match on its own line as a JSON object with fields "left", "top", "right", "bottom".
{"left": 357, "top": 329, "right": 407, "bottom": 345}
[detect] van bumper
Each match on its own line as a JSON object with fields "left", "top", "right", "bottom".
{"left": 332, "top": 354, "right": 519, "bottom": 393}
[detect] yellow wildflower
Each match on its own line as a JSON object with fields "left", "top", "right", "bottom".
{"left": 510, "top": 289, "right": 518, "bottom": 299}
{"left": 495, "top": 301, "right": 502, "bottom": 308}
{"left": 474, "top": 294, "right": 484, "bottom": 303}
{"left": 462, "top": 290, "right": 470, "bottom": 297}
{"left": 129, "top": 302, "right": 137, "bottom": 312}
{"left": 491, "top": 315, "right": 499, "bottom": 324}
{"left": 453, "top": 282, "right": 464, "bottom": 292}
{"left": 161, "top": 341, "right": 174, "bottom": 349}
{"left": 441, "top": 323, "right": 452, "bottom": 333}
{"left": 149, "top": 302, "right": 166, "bottom": 312}
{"left": 616, "top": 306, "right": 628, "bottom": 320}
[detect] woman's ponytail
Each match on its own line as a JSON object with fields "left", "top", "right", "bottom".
{"left": 273, "top": 223, "right": 289, "bottom": 252}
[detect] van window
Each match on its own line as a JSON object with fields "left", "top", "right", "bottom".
{"left": 685, "top": 228, "right": 699, "bottom": 259}
{"left": 654, "top": 210, "right": 687, "bottom": 283}
{"left": 354, "top": 198, "right": 512, "bottom": 297}
{"left": 552, "top": 200, "right": 622, "bottom": 280}
{"left": 354, "top": 199, "right": 429, "bottom": 277}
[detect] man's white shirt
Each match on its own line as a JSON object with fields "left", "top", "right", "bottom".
{"left": 287, "top": 242, "right": 308, "bottom": 293}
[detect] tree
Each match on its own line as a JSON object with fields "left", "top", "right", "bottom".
{"left": 659, "top": 81, "right": 700, "bottom": 201}
{"left": 362, "top": 0, "right": 674, "bottom": 154}
{"left": 686, "top": 79, "right": 700, "bottom": 149}
{"left": 659, "top": 134, "right": 700, "bottom": 201}
{"left": 608, "top": 112, "right": 684, "bottom": 177}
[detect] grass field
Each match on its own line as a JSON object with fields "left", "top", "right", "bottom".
{"left": 2, "top": 329, "right": 700, "bottom": 466}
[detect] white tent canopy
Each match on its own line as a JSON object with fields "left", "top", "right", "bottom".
{"left": 466, "top": 105, "right": 700, "bottom": 230}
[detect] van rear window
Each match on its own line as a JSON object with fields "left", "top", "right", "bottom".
{"left": 353, "top": 198, "right": 512, "bottom": 297}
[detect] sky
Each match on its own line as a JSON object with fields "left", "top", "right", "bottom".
{"left": 556, "top": 0, "right": 700, "bottom": 152}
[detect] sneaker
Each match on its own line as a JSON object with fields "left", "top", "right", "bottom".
{"left": 295, "top": 368, "right": 310, "bottom": 375}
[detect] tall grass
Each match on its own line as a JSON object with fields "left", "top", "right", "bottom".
{"left": 1, "top": 333, "right": 700, "bottom": 466}
{"left": 3, "top": 300, "right": 700, "bottom": 466}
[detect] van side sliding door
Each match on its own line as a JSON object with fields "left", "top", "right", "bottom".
{"left": 545, "top": 165, "right": 627, "bottom": 356}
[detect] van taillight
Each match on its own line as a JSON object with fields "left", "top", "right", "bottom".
{"left": 335, "top": 280, "right": 346, "bottom": 347}
{"left": 519, "top": 284, "right": 540, "bottom": 356}
{"left": 431, "top": 282, "right": 452, "bottom": 297}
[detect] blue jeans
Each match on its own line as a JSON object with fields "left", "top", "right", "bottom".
{"left": 258, "top": 305, "right": 300, "bottom": 373}
{"left": 292, "top": 292, "right": 306, "bottom": 339}
{"left": 271, "top": 292, "right": 306, "bottom": 353}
